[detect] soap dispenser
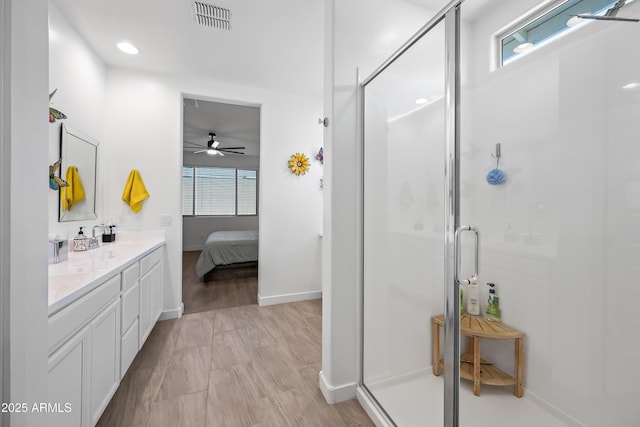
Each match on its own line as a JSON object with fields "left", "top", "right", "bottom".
{"left": 72, "top": 226, "right": 89, "bottom": 252}
{"left": 466, "top": 276, "right": 480, "bottom": 315}
{"left": 485, "top": 283, "right": 501, "bottom": 322}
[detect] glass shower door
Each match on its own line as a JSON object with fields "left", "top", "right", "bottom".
{"left": 361, "top": 15, "right": 449, "bottom": 427}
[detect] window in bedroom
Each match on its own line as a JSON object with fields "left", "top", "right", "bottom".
{"left": 497, "top": 0, "right": 624, "bottom": 67}
{"left": 182, "top": 166, "right": 257, "bottom": 216}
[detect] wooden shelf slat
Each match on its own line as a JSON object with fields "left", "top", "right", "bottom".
{"left": 437, "top": 360, "right": 516, "bottom": 387}
{"left": 432, "top": 314, "right": 523, "bottom": 339}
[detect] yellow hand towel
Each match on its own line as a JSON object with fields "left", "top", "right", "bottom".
{"left": 122, "top": 169, "right": 150, "bottom": 213}
{"left": 61, "top": 165, "right": 85, "bottom": 211}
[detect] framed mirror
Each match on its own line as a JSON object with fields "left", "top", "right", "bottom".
{"left": 58, "top": 124, "right": 99, "bottom": 222}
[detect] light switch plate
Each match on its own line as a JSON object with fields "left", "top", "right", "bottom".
{"left": 160, "top": 214, "right": 173, "bottom": 226}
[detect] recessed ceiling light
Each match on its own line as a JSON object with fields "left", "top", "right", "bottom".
{"left": 623, "top": 82, "right": 640, "bottom": 90}
{"left": 117, "top": 42, "right": 139, "bottom": 55}
{"left": 513, "top": 42, "right": 534, "bottom": 54}
{"left": 415, "top": 98, "right": 429, "bottom": 105}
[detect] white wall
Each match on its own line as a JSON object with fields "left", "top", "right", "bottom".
{"left": 322, "top": 0, "right": 439, "bottom": 402}
{"left": 4, "top": 0, "right": 50, "bottom": 425}
{"left": 459, "top": 1, "right": 640, "bottom": 425}
{"left": 104, "top": 69, "right": 323, "bottom": 311}
{"left": 48, "top": 1, "right": 106, "bottom": 239}
{"left": 182, "top": 151, "right": 260, "bottom": 250}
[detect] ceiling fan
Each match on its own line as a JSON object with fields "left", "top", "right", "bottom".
{"left": 186, "top": 133, "right": 246, "bottom": 156}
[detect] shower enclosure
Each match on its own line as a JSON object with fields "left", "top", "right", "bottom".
{"left": 358, "top": 0, "right": 640, "bottom": 426}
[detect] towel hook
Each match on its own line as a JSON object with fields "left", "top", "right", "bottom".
{"left": 491, "top": 143, "right": 501, "bottom": 160}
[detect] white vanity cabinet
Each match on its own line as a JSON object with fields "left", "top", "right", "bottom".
{"left": 139, "top": 248, "right": 163, "bottom": 346}
{"left": 48, "top": 273, "right": 120, "bottom": 427}
{"left": 47, "top": 325, "right": 90, "bottom": 427}
{"left": 89, "top": 299, "right": 120, "bottom": 425}
{"left": 47, "top": 243, "right": 164, "bottom": 427}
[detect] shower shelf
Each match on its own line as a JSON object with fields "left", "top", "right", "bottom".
{"left": 432, "top": 314, "right": 524, "bottom": 397}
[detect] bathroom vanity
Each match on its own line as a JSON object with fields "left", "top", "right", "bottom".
{"left": 47, "top": 231, "right": 165, "bottom": 427}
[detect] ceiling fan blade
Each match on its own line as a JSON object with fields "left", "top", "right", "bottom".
{"left": 218, "top": 146, "right": 245, "bottom": 150}
{"left": 193, "top": 149, "right": 208, "bottom": 154}
{"left": 218, "top": 149, "right": 245, "bottom": 155}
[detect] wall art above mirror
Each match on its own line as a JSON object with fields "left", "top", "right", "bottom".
{"left": 58, "top": 124, "right": 99, "bottom": 222}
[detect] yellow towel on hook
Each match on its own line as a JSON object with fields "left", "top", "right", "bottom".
{"left": 122, "top": 169, "right": 150, "bottom": 213}
{"left": 61, "top": 165, "right": 85, "bottom": 211}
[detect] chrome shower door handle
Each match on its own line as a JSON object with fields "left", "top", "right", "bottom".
{"left": 454, "top": 225, "right": 480, "bottom": 285}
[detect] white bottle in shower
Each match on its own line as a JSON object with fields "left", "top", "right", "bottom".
{"left": 466, "top": 276, "right": 480, "bottom": 315}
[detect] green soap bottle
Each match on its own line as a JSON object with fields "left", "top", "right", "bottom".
{"left": 485, "top": 283, "right": 501, "bottom": 322}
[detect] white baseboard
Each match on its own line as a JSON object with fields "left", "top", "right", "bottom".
{"left": 182, "top": 245, "right": 203, "bottom": 252}
{"left": 365, "top": 367, "right": 431, "bottom": 391}
{"left": 356, "top": 387, "right": 393, "bottom": 427}
{"left": 524, "top": 388, "right": 588, "bottom": 427}
{"left": 258, "top": 290, "right": 321, "bottom": 306}
{"left": 318, "top": 370, "right": 357, "bottom": 404}
{"left": 159, "top": 303, "right": 184, "bottom": 320}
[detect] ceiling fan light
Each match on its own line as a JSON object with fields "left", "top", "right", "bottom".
{"left": 207, "top": 149, "right": 217, "bottom": 155}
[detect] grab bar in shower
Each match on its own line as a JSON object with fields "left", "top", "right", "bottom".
{"left": 454, "top": 225, "right": 480, "bottom": 285}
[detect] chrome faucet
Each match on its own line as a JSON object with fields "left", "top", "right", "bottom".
{"left": 92, "top": 224, "right": 108, "bottom": 238}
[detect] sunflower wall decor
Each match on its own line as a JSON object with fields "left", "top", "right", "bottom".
{"left": 288, "top": 153, "right": 310, "bottom": 176}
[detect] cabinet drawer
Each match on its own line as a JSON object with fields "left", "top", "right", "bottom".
{"left": 121, "top": 281, "right": 140, "bottom": 334}
{"left": 121, "top": 319, "right": 139, "bottom": 379}
{"left": 49, "top": 274, "right": 120, "bottom": 354}
{"left": 122, "top": 262, "right": 139, "bottom": 291}
{"left": 140, "top": 248, "right": 161, "bottom": 275}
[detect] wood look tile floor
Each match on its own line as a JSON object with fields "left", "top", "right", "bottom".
{"left": 182, "top": 251, "right": 259, "bottom": 315}
{"left": 96, "top": 253, "right": 373, "bottom": 427}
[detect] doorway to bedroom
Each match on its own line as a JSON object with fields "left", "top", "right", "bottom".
{"left": 181, "top": 97, "right": 260, "bottom": 314}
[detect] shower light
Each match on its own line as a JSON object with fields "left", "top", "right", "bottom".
{"left": 415, "top": 98, "right": 429, "bottom": 105}
{"left": 513, "top": 42, "right": 533, "bottom": 53}
{"left": 117, "top": 42, "right": 139, "bottom": 55}
{"left": 623, "top": 82, "right": 640, "bottom": 89}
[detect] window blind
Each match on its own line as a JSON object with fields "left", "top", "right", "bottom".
{"left": 182, "top": 166, "right": 257, "bottom": 216}
{"left": 182, "top": 167, "right": 194, "bottom": 215}
{"left": 195, "top": 167, "right": 236, "bottom": 215}
{"left": 237, "top": 169, "right": 257, "bottom": 215}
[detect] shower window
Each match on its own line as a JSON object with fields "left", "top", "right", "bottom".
{"left": 498, "top": 0, "right": 625, "bottom": 67}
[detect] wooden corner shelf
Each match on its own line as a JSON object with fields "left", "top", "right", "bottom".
{"left": 432, "top": 314, "right": 524, "bottom": 397}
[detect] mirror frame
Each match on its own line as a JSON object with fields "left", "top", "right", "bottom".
{"left": 58, "top": 124, "right": 99, "bottom": 222}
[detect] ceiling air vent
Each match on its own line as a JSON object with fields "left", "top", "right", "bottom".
{"left": 192, "top": 1, "right": 231, "bottom": 30}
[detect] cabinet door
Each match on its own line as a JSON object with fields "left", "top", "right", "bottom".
{"left": 120, "top": 318, "right": 139, "bottom": 379}
{"left": 90, "top": 299, "right": 120, "bottom": 426}
{"left": 48, "top": 325, "right": 91, "bottom": 427}
{"left": 139, "top": 268, "right": 152, "bottom": 348}
{"left": 139, "top": 261, "right": 163, "bottom": 347}
{"left": 121, "top": 281, "right": 140, "bottom": 334}
{"left": 149, "top": 261, "right": 163, "bottom": 324}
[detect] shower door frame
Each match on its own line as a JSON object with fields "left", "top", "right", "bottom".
{"left": 357, "top": 1, "right": 464, "bottom": 426}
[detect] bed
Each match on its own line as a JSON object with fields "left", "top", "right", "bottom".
{"left": 195, "top": 230, "right": 259, "bottom": 278}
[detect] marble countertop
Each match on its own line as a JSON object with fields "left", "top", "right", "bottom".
{"left": 48, "top": 230, "right": 166, "bottom": 315}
